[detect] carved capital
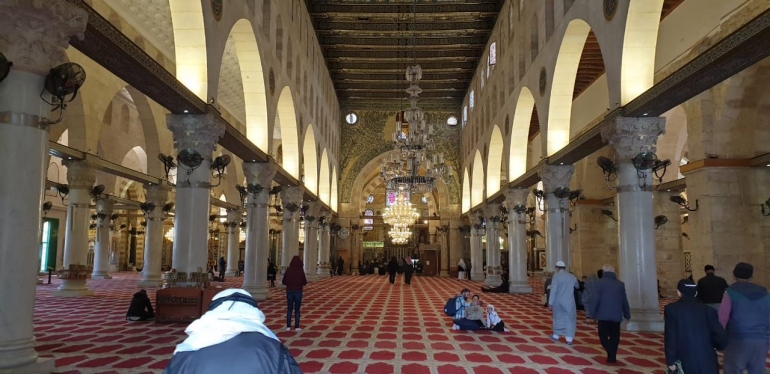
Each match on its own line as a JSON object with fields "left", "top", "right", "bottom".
{"left": 483, "top": 203, "right": 501, "bottom": 220}
{"left": 166, "top": 112, "right": 225, "bottom": 158}
{"left": 143, "top": 183, "right": 170, "bottom": 219}
{"left": 504, "top": 187, "right": 529, "bottom": 206}
{"left": 600, "top": 117, "right": 666, "bottom": 160}
{"left": 226, "top": 209, "right": 242, "bottom": 223}
{"left": 304, "top": 201, "right": 321, "bottom": 220}
{"left": 538, "top": 164, "right": 574, "bottom": 193}
{"left": 281, "top": 186, "right": 304, "bottom": 207}
{"left": 95, "top": 199, "right": 114, "bottom": 215}
{"left": 63, "top": 159, "right": 97, "bottom": 189}
{"left": 243, "top": 162, "right": 277, "bottom": 187}
{"left": 0, "top": 0, "right": 88, "bottom": 73}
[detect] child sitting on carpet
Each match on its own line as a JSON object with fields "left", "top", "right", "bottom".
{"left": 486, "top": 304, "right": 509, "bottom": 332}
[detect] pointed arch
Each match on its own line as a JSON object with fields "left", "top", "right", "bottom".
{"left": 620, "top": 0, "right": 664, "bottom": 105}
{"left": 302, "top": 125, "right": 319, "bottom": 194}
{"left": 169, "top": 0, "right": 207, "bottom": 100}
{"left": 330, "top": 167, "right": 338, "bottom": 212}
{"left": 547, "top": 19, "right": 592, "bottom": 156}
{"left": 462, "top": 167, "right": 471, "bottom": 213}
{"left": 318, "top": 149, "right": 330, "bottom": 205}
{"left": 509, "top": 87, "right": 536, "bottom": 180}
{"left": 276, "top": 87, "right": 300, "bottom": 178}
{"left": 471, "top": 150, "right": 485, "bottom": 207}
{"left": 487, "top": 125, "right": 505, "bottom": 196}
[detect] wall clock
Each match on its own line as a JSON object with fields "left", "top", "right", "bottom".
{"left": 337, "top": 227, "right": 350, "bottom": 239}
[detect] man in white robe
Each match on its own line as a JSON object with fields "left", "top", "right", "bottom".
{"left": 548, "top": 260, "right": 579, "bottom": 345}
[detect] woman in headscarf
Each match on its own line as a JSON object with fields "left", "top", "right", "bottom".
{"left": 164, "top": 289, "right": 301, "bottom": 374}
{"left": 486, "top": 304, "right": 509, "bottom": 332}
{"left": 282, "top": 255, "right": 307, "bottom": 331}
{"left": 458, "top": 259, "right": 467, "bottom": 280}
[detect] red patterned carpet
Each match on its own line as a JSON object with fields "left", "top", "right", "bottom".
{"left": 31, "top": 273, "right": 767, "bottom": 373}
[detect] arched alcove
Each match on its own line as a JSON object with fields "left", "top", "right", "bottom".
{"left": 319, "top": 149, "right": 330, "bottom": 205}
{"left": 471, "top": 150, "right": 485, "bottom": 207}
{"left": 487, "top": 125, "right": 505, "bottom": 196}
{"left": 509, "top": 87, "right": 536, "bottom": 180}
{"left": 276, "top": 87, "right": 300, "bottom": 178}
{"left": 302, "top": 125, "right": 319, "bottom": 194}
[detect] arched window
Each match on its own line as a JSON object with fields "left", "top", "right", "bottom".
{"left": 489, "top": 42, "right": 497, "bottom": 65}
{"left": 470, "top": 91, "right": 475, "bottom": 111}
{"left": 363, "top": 209, "right": 374, "bottom": 231}
{"left": 462, "top": 106, "right": 468, "bottom": 127}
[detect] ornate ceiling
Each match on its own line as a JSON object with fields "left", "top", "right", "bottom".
{"left": 306, "top": 0, "right": 505, "bottom": 111}
{"left": 105, "top": 0, "right": 175, "bottom": 60}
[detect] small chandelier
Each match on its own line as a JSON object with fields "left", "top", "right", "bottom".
{"left": 382, "top": 188, "right": 420, "bottom": 227}
{"left": 164, "top": 227, "right": 174, "bottom": 241}
{"left": 389, "top": 224, "right": 412, "bottom": 245}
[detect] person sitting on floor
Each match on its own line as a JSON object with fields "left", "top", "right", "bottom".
{"left": 451, "top": 288, "right": 479, "bottom": 331}
{"left": 481, "top": 269, "right": 510, "bottom": 293}
{"left": 486, "top": 304, "right": 509, "bottom": 332}
{"left": 464, "top": 295, "right": 486, "bottom": 328}
{"left": 126, "top": 289, "right": 155, "bottom": 321}
{"left": 164, "top": 289, "right": 301, "bottom": 374}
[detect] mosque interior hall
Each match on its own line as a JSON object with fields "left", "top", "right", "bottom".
{"left": 1, "top": 0, "right": 770, "bottom": 373}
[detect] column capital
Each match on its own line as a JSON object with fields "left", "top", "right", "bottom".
{"left": 62, "top": 159, "right": 97, "bottom": 189}
{"left": 226, "top": 209, "right": 242, "bottom": 222}
{"left": 95, "top": 199, "right": 114, "bottom": 215}
{"left": 166, "top": 112, "right": 225, "bottom": 157}
{"left": 243, "top": 162, "right": 277, "bottom": 187}
{"left": 303, "top": 201, "right": 321, "bottom": 221}
{"left": 538, "top": 164, "right": 574, "bottom": 193}
{"left": 504, "top": 187, "right": 529, "bottom": 206}
{"left": 143, "top": 183, "right": 170, "bottom": 220}
{"left": 601, "top": 116, "right": 666, "bottom": 160}
{"left": 0, "top": 0, "right": 88, "bottom": 74}
{"left": 281, "top": 186, "right": 304, "bottom": 211}
{"left": 483, "top": 203, "right": 502, "bottom": 223}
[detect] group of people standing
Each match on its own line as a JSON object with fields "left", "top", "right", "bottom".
{"left": 386, "top": 256, "right": 415, "bottom": 285}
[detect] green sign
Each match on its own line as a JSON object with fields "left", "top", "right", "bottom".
{"left": 363, "top": 241, "right": 384, "bottom": 248}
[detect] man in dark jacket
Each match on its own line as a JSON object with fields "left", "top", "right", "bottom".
{"left": 387, "top": 257, "right": 399, "bottom": 284}
{"left": 164, "top": 289, "right": 301, "bottom": 374}
{"left": 218, "top": 256, "right": 226, "bottom": 281}
{"left": 403, "top": 256, "right": 414, "bottom": 285}
{"left": 718, "top": 262, "right": 770, "bottom": 374}
{"left": 664, "top": 279, "right": 727, "bottom": 373}
{"left": 126, "top": 289, "right": 154, "bottom": 321}
{"left": 589, "top": 265, "right": 630, "bottom": 363}
{"left": 697, "top": 264, "right": 729, "bottom": 309}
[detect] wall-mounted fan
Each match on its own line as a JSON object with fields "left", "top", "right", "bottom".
{"left": 158, "top": 153, "right": 176, "bottom": 185}
{"left": 670, "top": 195, "right": 698, "bottom": 212}
{"left": 110, "top": 213, "right": 119, "bottom": 221}
{"left": 0, "top": 52, "right": 12, "bottom": 84}
{"left": 42, "top": 201, "right": 53, "bottom": 216}
{"left": 177, "top": 149, "right": 203, "bottom": 172}
{"left": 139, "top": 202, "right": 155, "bottom": 215}
{"left": 56, "top": 185, "right": 69, "bottom": 204}
{"left": 90, "top": 184, "right": 105, "bottom": 202}
{"left": 211, "top": 154, "right": 231, "bottom": 183}
{"left": 96, "top": 212, "right": 107, "bottom": 221}
{"left": 209, "top": 214, "right": 218, "bottom": 223}
{"left": 600, "top": 209, "right": 618, "bottom": 221}
{"left": 41, "top": 63, "right": 86, "bottom": 125}
{"left": 512, "top": 204, "right": 527, "bottom": 215}
{"left": 140, "top": 220, "right": 147, "bottom": 227}
{"left": 654, "top": 215, "right": 668, "bottom": 229}
{"left": 163, "top": 203, "right": 174, "bottom": 214}
{"left": 632, "top": 152, "right": 671, "bottom": 188}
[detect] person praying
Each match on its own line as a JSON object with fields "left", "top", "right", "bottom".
{"left": 548, "top": 261, "right": 579, "bottom": 345}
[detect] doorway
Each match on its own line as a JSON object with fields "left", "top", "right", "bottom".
{"left": 40, "top": 218, "right": 59, "bottom": 272}
{"left": 421, "top": 250, "right": 438, "bottom": 276}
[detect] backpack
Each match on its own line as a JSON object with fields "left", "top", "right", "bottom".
{"left": 444, "top": 296, "right": 462, "bottom": 317}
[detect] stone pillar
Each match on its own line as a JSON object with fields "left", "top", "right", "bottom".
{"left": 54, "top": 160, "right": 97, "bottom": 297}
{"left": 448, "top": 219, "right": 464, "bottom": 273}
{"left": 470, "top": 211, "right": 485, "bottom": 281}
{"left": 0, "top": 1, "right": 86, "bottom": 370}
{"left": 242, "top": 162, "right": 276, "bottom": 300}
{"left": 303, "top": 202, "right": 320, "bottom": 282}
{"left": 505, "top": 188, "right": 533, "bottom": 293}
{"left": 351, "top": 225, "right": 362, "bottom": 275}
{"left": 279, "top": 186, "right": 303, "bottom": 284}
{"left": 439, "top": 223, "right": 450, "bottom": 277}
{"left": 484, "top": 203, "right": 503, "bottom": 286}
{"left": 539, "top": 165, "right": 575, "bottom": 270}
{"left": 654, "top": 191, "right": 685, "bottom": 298}
{"left": 92, "top": 199, "right": 115, "bottom": 279}
{"left": 167, "top": 113, "right": 225, "bottom": 274}
{"left": 138, "top": 184, "right": 169, "bottom": 288}
{"left": 225, "top": 209, "right": 242, "bottom": 277}
{"left": 317, "top": 213, "right": 332, "bottom": 279}
{"left": 602, "top": 116, "right": 665, "bottom": 332}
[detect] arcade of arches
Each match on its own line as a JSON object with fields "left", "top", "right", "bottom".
{"left": 1, "top": 0, "right": 769, "bottom": 372}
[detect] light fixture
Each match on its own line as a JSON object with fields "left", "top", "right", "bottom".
{"left": 670, "top": 195, "right": 698, "bottom": 212}
{"left": 41, "top": 63, "right": 86, "bottom": 125}
{"left": 0, "top": 52, "right": 12, "bottom": 83}
{"left": 165, "top": 227, "right": 174, "bottom": 241}
{"left": 654, "top": 215, "right": 668, "bottom": 229}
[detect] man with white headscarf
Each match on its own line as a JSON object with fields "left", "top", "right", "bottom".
{"left": 164, "top": 289, "right": 301, "bottom": 374}
{"left": 548, "top": 261, "right": 579, "bottom": 345}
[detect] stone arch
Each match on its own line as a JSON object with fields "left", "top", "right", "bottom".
{"left": 302, "top": 125, "right": 319, "bottom": 194}
{"left": 620, "top": 0, "right": 664, "bottom": 105}
{"left": 462, "top": 167, "right": 471, "bottom": 213}
{"left": 509, "top": 87, "right": 536, "bottom": 180}
{"left": 471, "top": 150, "right": 485, "bottom": 207}
{"left": 330, "top": 167, "right": 338, "bottom": 212}
{"left": 124, "top": 86, "right": 162, "bottom": 177}
{"left": 169, "top": 0, "right": 207, "bottom": 100}
{"left": 487, "top": 125, "right": 505, "bottom": 196}
{"left": 547, "top": 18, "right": 597, "bottom": 156}
{"left": 319, "top": 149, "right": 331, "bottom": 205}
{"left": 275, "top": 87, "right": 300, "bottom": 178}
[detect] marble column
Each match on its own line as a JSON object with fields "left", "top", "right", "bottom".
{"left": 654, "top": 191, "right": 685, "bottom": 298}
{"left": 439, "top": 223, "right": 450, "bottom": 277}
{"left": 602, "top": 116, "right": 665, "bottom": 332}
{"left": 242, "top": 162, "right": 276, "bottom": 300}
{"left": 317, "top": 213, "right": 332, "bottom": 279}
{"left": 505, "top": 188, "right": 533, "bottom": 293}
{"left": 53, "top": 160, "right": 97, "bottom": 297}
{"left": 484, "top": 203, "right": 503, "bottom": 286}
{"left": 138, "top": 184, "right": 170, "bottom": 288}
{"left": 470, "top": 211, "right": 485, "bottom": 281}
{"left": 167, "top": 113, "right": 225, "bottom": 274}
{"left": 539, "top": 164, "right": 575, "bottom": 270}
{"left": 225, "top": 209, "right": 242, "bottom": 277}
{"left": 0, "top": 2, "right": 86, "bottom": 369}
{"left": 92, "top": 199, "right": 114, "bottom": 279}
{"left": 303, "top": 202, "right": 320, "bottom": 282}
{"left": 279, "top": 186, "right": 303, "bottom": 285}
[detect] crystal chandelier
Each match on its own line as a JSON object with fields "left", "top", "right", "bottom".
{"left": 164, "top": 227, "right": 174, "bottom": 241}
{"left": 389, "top": 224, "right": 412, "bottom": 245}
{"left": 382, "top": 189, "right": 420, "bottom": 227}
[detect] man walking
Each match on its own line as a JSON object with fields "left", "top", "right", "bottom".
{"left": 697, "top": 265, "right": 729, "bottom": 309}
{"left": 719, "top": 262, "right": 770, "bottom": 374}
{"left": 548, "top": 261, "right": 579, "bottom": 345}
{"left": 589, "top": 265, "right": 630, "bottom": 363}
{"left": 664, "top": 279, "right": 727, "bottom": 373}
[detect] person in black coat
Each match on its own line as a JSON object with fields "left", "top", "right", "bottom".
{"left": 589, "top": 265, "right": 631, "bottom": 363}
{"left": 218, "top": 256, "right": 226, "bottom": 281}
{"left": 403, "top": 257, "right": 414, "bottom": 285}
{"left": 126, "top": 289, "right": 155, "bottom": 321}
{"left": 387, "top": 257, "right": 398, "bottom": 284}
{"left": 267, "top": 260, "right": 277, "bottom": 287}
{"left": 336, "top": 256, "right": 344, "bottom": 276}
{"left": 664, "top": 279, "right": 727, "bottom": 373}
